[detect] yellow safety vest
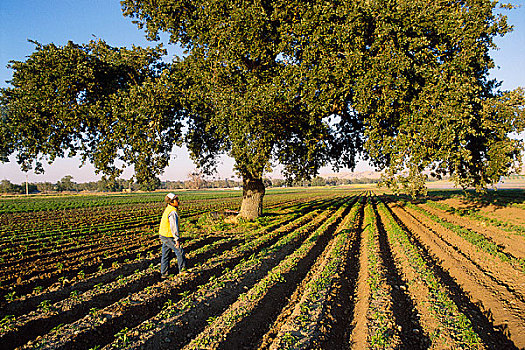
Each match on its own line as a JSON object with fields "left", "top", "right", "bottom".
{"left": 159, "top": 204, "right": 178, "bottom": 238}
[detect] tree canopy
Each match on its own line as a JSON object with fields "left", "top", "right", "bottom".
{"left": 1, "top": 0, "right": 524, "bottom": 219}
{"left": 0, "top": 39, "right": 183, "bottom": 188}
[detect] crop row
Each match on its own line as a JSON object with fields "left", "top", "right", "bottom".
{"left": 1, "top": 194, "right": 348, "bottom": 349}
{"left": 403, "top": 201, "right": 525, "bottom": 273}
{"left": 375, "top": 200, "right": 484, "bottom": 349}
{"left": 0, "top": 195, "right": 291, "bottom": 298}
{"left": 381, "top": 196, "right": 525, "bottom": 349}
{"left": 265, "top": 197, "right": 362, "bottom": 349}
{"left": 423, "top": 199, "right": 525, "bottom": 237}
{"left": 0, "top": 188, "right": 337, "bottom": 214}
{"left": 3, "top": 189, "right": 523, "bottom": 349}
{"left": 0, "top": 191, "right": 244, "bottom": 214}
{"left": 1, "top": 194, "right": 336, "bottom": 311}
{"left": 0, "top": 198, "right": 240, "bottom": 242}
{"left": 103, "top": 197, "right": 351, "bottom": 350}
{"left": 347, "top": 197, "right": 399, "bottom": 349}
{"left": 395, "top": 200, "right": 525, "bottom": 305}
{"left": 183, "top": 197, "right": 356, "bottom": 349}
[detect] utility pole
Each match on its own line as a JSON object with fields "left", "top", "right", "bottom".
{"left": 25, "top": 174, "right": 28, "bottom": 196}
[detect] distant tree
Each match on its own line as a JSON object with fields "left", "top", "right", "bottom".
{"left": 138, "top": 175, "right": 161, "bottom": 191}
{"left": 187, "top": 172, "right": 206, "bottom": 190}
{"left": 116, "top": 178, "right": 132, "bottom": 191}
{"left": 77, "top": 181, "right": 98, "bottom": 192}
{"left": 56, "top": 175, "right": 76, "bottom": 192}
{"left": 271, "top": 178, "right": 285, "bottom": 188}
{"left": 97, "top": 176, "right": 122, "bottom": 192}
{"left": 36, "top": 181, "right": 54, "bottom": 193}
{"left": 0, "top": 180, "right": 21, "bottom": 194}
{"left": 310, "top": 176, "right": 326, "bottom": 187}
{"left": 165, "top": 180, "right": 184, "bottom": 190}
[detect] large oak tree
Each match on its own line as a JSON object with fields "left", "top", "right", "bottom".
{"left": 2, "top": 0, "right": 524, "bottom": 219}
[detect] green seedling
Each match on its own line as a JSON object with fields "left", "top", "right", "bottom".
{"left": 0, "top": 315, "right": 15, "bottom": 331}
{"left": 5, "top": 291, "right": 16, "bottom": 302}
{"left": 115, "top": 327, "right": 130, "bottom": 345}
{"left": 39, "top": 299, "right": 52, "bottom": 312}
{"left": 89, "top": 307, "right": 99, "bottom": 317}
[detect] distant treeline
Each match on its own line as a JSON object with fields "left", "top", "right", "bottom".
{"left": 0, "top": 175, "right": 381, "bottom": 194}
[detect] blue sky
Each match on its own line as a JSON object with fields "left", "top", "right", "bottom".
{"left": 1, "top": 1, "right": 524, "bottom": 184}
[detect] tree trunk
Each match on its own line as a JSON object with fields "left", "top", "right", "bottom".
{"left": 239, "top": 174, "right": 265, "bottom": 220}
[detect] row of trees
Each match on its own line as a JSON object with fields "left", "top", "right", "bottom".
{"left": 1, "top": 1, "right": 524, "bottom": 218}
{"left": 164, "top": 175, "right": 382, "bottom": 189}
{"left": 0, "top": 175, "right": 385, "bottom": 194}
{"left": 0, "top": 176, "right": 132, "bottom": 194}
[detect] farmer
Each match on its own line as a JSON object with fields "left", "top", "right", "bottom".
{"left": 159, "top": 193, "right": 187, "bottom": 278}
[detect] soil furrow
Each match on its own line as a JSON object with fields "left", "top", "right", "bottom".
{"left": 317, "top": 200, "right": 364, "bottom": 349}
{"left": 0, "top": 239, "right": 161, "bottom": 300}
{"left": 387, "top": 203, "right": 518, "bottom": 349}
{"left": 107, "top": 212, "right": 333, "bottom": 349}
{"left": 419, "top": 202, "right": 525, "bottom": 260}
{"left": 257, "top": 199, "right": 361, "bottom": 350}
{"left": 1, "top": 237, "right": 239, "bottom": 349}
{"left": 374, "top": 201, "right": 429, "bottom": 350}
{"left": 214, "top": 202, "right": 353, "bottom": 349}
{"left": 25, "top": 200, "right": 338, "bottom": 350}
{"left": 387, "top": 201, "right": 525, "bottom": 348}
{"left": 98, "top": 199, "right": 347, "bottom": 350}
{"left": 434, "top": 196, "right": 525, "bottom": 227}
{"left": 401, "top": 203, "right": 525, "bottom": 304}
{"left": 0, "top": 200, "right": 320, "bottom": 316}
{"left": 348, "top": 203, "right": 370, "bottom": 350}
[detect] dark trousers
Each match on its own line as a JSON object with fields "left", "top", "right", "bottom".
{"left": 160, "top": 235, "right": 187, "bottom": 275}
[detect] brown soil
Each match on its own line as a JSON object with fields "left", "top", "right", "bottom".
{"left": 439, "top": 197, "right": 525, "bottom": 227}
{"left": 257, "top": 253, "right": 320, "bottom": 350}
{"left": 27, "top": 203, "right": 335, "bottom": 350}
{"left": 0, "top": 235, "right": 159, "bottom": 300}
{"left": 11, "top": 193, "right": 525, "bottom": 349}
{"left": 348, "top": 216, "right": 370, "bottom": 350}
{"left": 111, "top": 218, "right": 328, "bottom": 350}
{"left": 0, "top": 235, "right": 220, "bottom": 318}
{"left": 316, "top": 203, "right": 363, "bottom": 349}
{"left": 375, "top": 204, "right": 428, "bottom": 350}
{"left": 216, "top": 203, "right": 352, "bottom": 349}
{"left": 377, "top": 208, "right": 456, "bottom": 349}
{"left": 403, "top": 204, "right": 525, "bottom": 301}
{"left": 3, "top": 236, "right": 239, "bottom": 350}
{"left": 260, "top": 203, "right": 361, "bottom": 350}
{"left": 388, "top": 202, "right": 525, "bottom": 348}
{"left": 419, "top": 203, "right": 525, "bottom": 259}
{"left": 228, "top": 225, "right": 338, "bottom": 350}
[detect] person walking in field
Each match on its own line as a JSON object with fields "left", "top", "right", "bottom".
{"left": 159, "top": 193, "right": 187, "bottom": 278}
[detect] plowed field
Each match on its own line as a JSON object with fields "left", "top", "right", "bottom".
{"left": 1, "top": 188, "right": 524, "bottom": 349}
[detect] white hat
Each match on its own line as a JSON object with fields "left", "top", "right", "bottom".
{"left": 166, "top": 193, "right": 176, "bottom": 200}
